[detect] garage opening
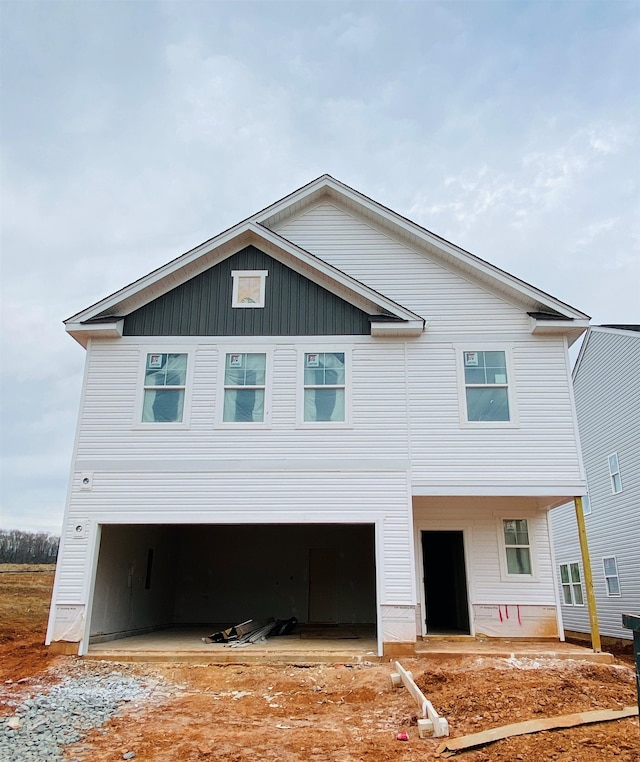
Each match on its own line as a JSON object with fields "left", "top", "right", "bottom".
{"left": 88, "top": 523, "right": 377, "bottom": 649}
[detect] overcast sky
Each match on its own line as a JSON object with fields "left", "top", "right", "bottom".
{"left": 1, "top": 0, "right": 638, "bottom": 534}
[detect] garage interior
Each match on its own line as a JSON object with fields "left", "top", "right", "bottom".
{"left": 87, "top": 523, "right": 377, "bottom": 655}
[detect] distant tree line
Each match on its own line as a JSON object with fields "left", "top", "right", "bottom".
{"left": 0, "top": 530, "right": 59, "bottom": 564}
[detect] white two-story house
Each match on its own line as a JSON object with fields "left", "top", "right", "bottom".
{"left": 46, "top": 175, "right": 590, "bottom": 657}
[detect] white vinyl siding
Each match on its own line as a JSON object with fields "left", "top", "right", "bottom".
{"left": 273, "top": 202, "right": 532, "bottom": 333}
{"left": 75, "top": 335, "right": 582, "bottom": 490}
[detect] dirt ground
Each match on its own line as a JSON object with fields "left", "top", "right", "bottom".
{"left": 1, "top": 565, "right": 638, "bottom": 761}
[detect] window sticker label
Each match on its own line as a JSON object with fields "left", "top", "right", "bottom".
{"left": 464, "top": 352, "right": 479, "bottom": 366}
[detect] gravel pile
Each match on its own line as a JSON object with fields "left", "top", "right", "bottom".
{"left": 1, "top": 663, "right": 163, "bottom": 761}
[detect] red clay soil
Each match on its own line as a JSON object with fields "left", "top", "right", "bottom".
{"left": 1, "top": 567, "right": 638, "bottom": 761}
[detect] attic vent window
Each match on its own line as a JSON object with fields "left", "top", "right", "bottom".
{"left": 231, "top": 270, "right": 268, "bottom": 308}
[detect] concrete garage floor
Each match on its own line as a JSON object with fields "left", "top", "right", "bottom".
{"left": 86, "top": 625, "right": 380, "bottom": 664}
{"left": 85, "top": 626, "right": 613, "bottom": 664}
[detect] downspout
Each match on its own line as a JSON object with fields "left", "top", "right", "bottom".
{"left": 573, "top": 496, "right": 601, "bottom": 653}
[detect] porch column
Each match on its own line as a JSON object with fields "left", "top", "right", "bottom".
{"left": 573, "top": 496, "right": 601, "bottom": 653}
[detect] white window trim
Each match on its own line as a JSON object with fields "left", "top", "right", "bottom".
{"left": 216, "top": 347, "right": 273, "bottom": 428}
{"left": 455, "top": 344, "right": 518, "bottom": 428}
{"left": 581, "top": 492, "right": 592, "bottom": 516}
{"left": 559, "top": 562, "right": 585, "bottom": 606}
{"left": 231, "top": 270, "right": 268, "bottom": 308}
{"left": 296, "top": 347, "right": 352, "bottom": 428}
{"left": 607, "top": 452, "right": 623, "bottom": 494}
{"left": 133, "top": 346, "right": 196, "bottom": 430}
{"left": 602, "top": 556, "right": 621, "bottom": 597}
{"left": 496, "top": 516, "right": 538, "bottom": 582}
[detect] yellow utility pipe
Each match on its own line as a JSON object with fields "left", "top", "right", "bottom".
{"left": 573, "top": 496, "right": 601, "bottom": 653}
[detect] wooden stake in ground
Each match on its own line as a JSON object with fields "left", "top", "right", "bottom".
{"left": 436, "top": 705, "right": 638, "bottom": 757}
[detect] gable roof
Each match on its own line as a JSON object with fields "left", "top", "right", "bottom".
{"left": 65, "top": 175, "right": 589, "bottom": 347}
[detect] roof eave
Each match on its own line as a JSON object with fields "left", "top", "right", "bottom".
{"left": 371, "top": 319, "right": 425, "bottom": 337}
{"left": 529, "top": 316, "right": 590, "bottom": 346}
{"left": 66, "top": 319, "right": 124, "bottom": 348}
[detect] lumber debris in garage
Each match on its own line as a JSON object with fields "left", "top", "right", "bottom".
{"left": 202, "top": 619, "right": 271, "bottom": 644}
{"left": 202, "top": 617, "right": 298, "bottom": 647}
{"left": 436, "top": 705, "right": 639, "bottom": 756}
{"left": 390, "top": 661, "right": 449, "bottom": 738}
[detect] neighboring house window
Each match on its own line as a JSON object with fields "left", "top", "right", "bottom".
{"left": 608, "top": 453, "right": 623, "bottom": 494}
{"left": 603, "top": 557, "right": 621, "bottom": 596}
{"left": 142, "top": 353, "right": 187, "bottom": 423}
{"left": 581, "top": 493, "right": 591, "bottom": 516}
{"left": 559, "top": 563, "right": 584, "bottom": 605}
{"left": 223, "top": 352, "right": 266, "bottom": 422}
{"left": 502, "top": 519, "right": 532, "bottom": 574}
{"left": 231, "top": 270, "right": 267, "bottom": 308}
{"left": 463, "top": 350, "right": 510, "bottom": 422}
{"left": 303, "top": 352, "right": 346, "bottom": 422}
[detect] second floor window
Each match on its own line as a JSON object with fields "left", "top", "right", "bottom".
{"left": 463, "top": 350, "right": 510, "bottom": 422}
{"left": 223, "top": 352, "right": 266, "bottom": 423}
{"left": 142, "top": 353, "right": 187, "bottom": 423}
{"left": 303, "top": 352, "right": 345, "bottom": 422}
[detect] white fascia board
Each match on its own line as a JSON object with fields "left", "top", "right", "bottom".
{"left": 256, "top": 176, "right": 589, "bottom": 322}
{"left": 65, "top": 320, "right": 124, "bottom": 348}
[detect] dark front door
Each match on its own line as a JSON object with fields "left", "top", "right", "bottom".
{"left": 422, "top": 530, "right": 470, "bottom": 634}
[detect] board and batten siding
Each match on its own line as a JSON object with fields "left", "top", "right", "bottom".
{"left": 121, "top": 245, "right": 371, "bottom": 337}
{"left": 551, "top": 328, "right": 640, "bottom": 640}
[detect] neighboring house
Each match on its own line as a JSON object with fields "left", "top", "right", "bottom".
{"left": 46, "top": 175, "right": 591, "bottom": 657}
{"left": 551, "top": 325, "right": 640, "bottom": 641}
